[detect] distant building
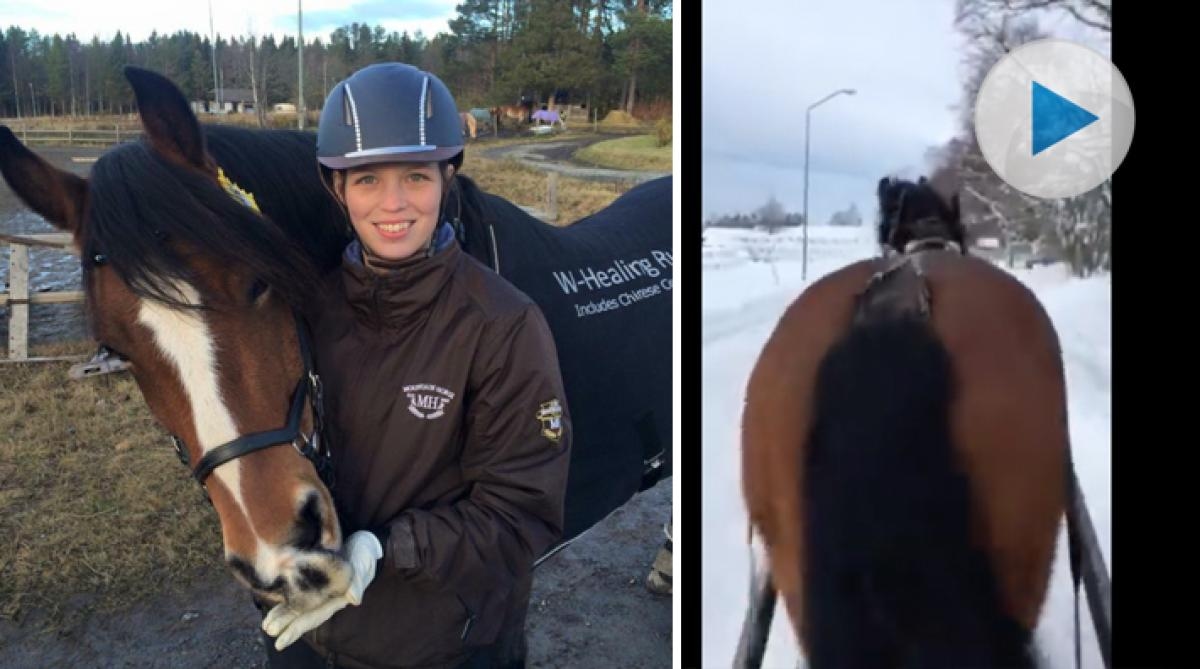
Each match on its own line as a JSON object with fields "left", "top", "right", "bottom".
{"left": 199, "top": 88, "right": 257, "bottom": 114}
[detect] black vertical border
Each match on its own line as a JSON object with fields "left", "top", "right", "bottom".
{"left": 1109, "top": 3, "right": 1192, "bottom": 666}
{"left": 681, "top": 0, "right": 702, "bottom": 666}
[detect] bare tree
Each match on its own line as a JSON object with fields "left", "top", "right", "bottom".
{"left": 958, "top": 0, "right": 1110, "bottom": 33}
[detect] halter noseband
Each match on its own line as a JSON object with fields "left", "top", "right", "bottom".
{"left": 170, "top": 310, "right": 333, "bottom": 491}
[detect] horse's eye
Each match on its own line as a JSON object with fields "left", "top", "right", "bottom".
{"left": 248, "top": 279, "right": 269, "bottom": 304}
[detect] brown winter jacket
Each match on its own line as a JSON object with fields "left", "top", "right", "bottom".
{"left": 303, "top": 237, "right": 571, "bottom": 669}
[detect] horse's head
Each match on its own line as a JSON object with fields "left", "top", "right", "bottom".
{"left": 876, "top": 175, "right": 965, "bottom": 254}
{"left": 0, "top": 66, "right": 351, "bottom": 610}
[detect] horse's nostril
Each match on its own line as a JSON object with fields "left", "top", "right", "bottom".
{"left": 228, "top": 555, "right": 285, "bottom": 594}
{"left": 293, "top": 491, "right": 323, "bottom": 550}
{"left": 296, "top": 565, "right": 330, "bottom": 592}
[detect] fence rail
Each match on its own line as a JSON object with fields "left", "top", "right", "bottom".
{"left": 1, "top": 232, "right": 84, "bottom": 362}
{"left": 6, "top": 126, "right": 132, "bottom": 146}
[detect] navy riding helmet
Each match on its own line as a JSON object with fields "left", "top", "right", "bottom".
{"left": 317, "top": 63, "right": 465, "bottom": 172}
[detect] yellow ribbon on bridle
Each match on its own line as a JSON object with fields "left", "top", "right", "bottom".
{"left": 217, "top": 167, "right": 261, "bottom": 214}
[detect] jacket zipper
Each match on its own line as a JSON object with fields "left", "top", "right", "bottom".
{"left": 457, "top": 594, "right": 478, "bottom": 642}
{"left": 372, "top": 281, "right": 382, "bottom": 328}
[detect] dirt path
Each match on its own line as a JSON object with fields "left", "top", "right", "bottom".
{"left": 480, "top": 136, "right": 670, "bottom": 184}
{"left": 0, "top": 478, "right": 672, "bottom": 668}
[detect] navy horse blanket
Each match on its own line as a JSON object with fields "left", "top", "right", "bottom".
{"left": 452, "top": 175, "right": 673, "bottom": 543}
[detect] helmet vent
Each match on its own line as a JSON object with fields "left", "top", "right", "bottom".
{"left": 418, "top": 75, "right": 430, "bottom": 146}
{"left": 342, "top": 83, "right": 363, "bottom": 152}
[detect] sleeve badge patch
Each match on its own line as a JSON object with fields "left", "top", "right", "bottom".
{"left": 536, "top": 399, "right": 565, "bottom": 443}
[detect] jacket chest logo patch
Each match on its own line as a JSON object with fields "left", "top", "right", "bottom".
{"left": 537, "top": 399, "right": 564, "bottom": 443}
{"left": 404, "top": 384, "right": 456, "bottom": 420}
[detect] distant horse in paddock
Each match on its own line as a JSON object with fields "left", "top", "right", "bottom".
{"left": 459, "top": 111, "right": 477, "bottom": 140}
{"left": 469, "top": 108, "right": 496, "bottom": 136}
{"left": 531, "top": 109, "right": 566, "bottom": 130}
{"left": 492, "top": 102, "right": 532, "bottom": 129}
{"left": 741, "top": 177, "right": 1068, "bottom": 667}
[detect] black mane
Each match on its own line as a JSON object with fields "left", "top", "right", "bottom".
{"left": 85, "top": 125, "right": 348, "bottom": 311}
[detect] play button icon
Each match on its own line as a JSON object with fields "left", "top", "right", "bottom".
{"left": 1032, "top": 81, "right": 1098, "bottom": 155}
{"left": 974, "top": 38, "right": 1134, "bottom": 199}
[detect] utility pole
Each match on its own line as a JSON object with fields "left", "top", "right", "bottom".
{"left": 298, "top": 0, "right": 306, "bottom": 130}
{"left": 210, "top": 0, "right": 220, "bottom": 112}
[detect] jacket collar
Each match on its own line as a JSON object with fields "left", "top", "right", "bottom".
{"left": 340, "top": 222, "right": 462, "bottom": 330}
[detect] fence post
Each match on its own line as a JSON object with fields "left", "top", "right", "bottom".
{"left": 115, "top": 124, "right": 120, "bottom": 143}
{"left": 7, "top": 243, "right": 29, "bottom": 361}
{"left": 546, "top": 172, "right": 559, "bottom": 223}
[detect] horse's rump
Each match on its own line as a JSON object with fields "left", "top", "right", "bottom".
{"left": 453, "top": 176, "right": 673, "bottom": 542}
{"left": 742, "top": 252, "right": 1067, "bottom": 663}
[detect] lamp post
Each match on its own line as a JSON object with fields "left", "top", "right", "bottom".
{"left": 802, "top": 88, "right": 856, "bottom": 281}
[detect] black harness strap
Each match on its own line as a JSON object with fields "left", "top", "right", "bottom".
{"left": 1065, "top": 450, "right": 1112, "bottom": 669}
{"left": 734, "top": 551, "right": 777, "bottom": 669}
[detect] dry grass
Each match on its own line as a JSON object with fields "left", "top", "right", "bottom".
{"left": 575, "top": 135, "right": 673, "bottom": 172}
{"left": 0, "top": 342, "right": 221, "bottom": 629}
{"left": 0, "top": 136, "right": 628, "bottom": 630}
{"left": 461, "top": 152, "right": 633, "bottom": 224}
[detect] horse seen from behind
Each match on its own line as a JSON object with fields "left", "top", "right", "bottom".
{"left": 741, "top": 176, "right": 1069, "bottom": 667}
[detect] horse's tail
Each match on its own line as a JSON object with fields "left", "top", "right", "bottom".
{"left": 803, "top": 312, "right": 1034, "bottom": 668}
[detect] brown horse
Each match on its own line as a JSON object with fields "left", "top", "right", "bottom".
{"left": 492, "top": 102, "right": 531, "bottom": 130}
{"left": 459, "top": 111, "right": 477, "bottom": 140}
{"left": 0, "top": 66, "right": 354, "bottom": 612}
{"left": 741, "top": 178, "right": 1067, "bottom": 666}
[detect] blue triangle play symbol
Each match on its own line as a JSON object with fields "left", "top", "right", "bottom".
{"left": 1032, "top": 81, "right": 1099, "bottom": 155}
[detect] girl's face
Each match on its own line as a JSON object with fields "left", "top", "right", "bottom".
{"left": 336, "top": 162, "right": 449, "bottom": 262}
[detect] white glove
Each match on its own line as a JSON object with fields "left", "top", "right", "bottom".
{"left": 262, "top": 530, "right": 384, "bottom": 651}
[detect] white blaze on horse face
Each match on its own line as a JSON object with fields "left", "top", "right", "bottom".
{"left": 136, "top": 283, "right": 249, "bottom": 518}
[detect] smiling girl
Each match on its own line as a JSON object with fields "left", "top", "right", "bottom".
{"left": 259, "top": 62, "right": 572, "bottom": 669}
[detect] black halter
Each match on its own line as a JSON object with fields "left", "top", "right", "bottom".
{"left": 168, "top": 311, "right": 333, "bottom": 491}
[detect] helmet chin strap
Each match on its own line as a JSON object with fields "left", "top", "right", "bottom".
{"left": 428, "top": 168, "right": 459, "bottom": 259}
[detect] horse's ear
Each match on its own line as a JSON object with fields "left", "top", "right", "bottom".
{"left": 124, "top": 66, "right": 212, "bottom": 172}
{"left": 0, "top": 126, "right": 87, "bottom": 233}
{"left": 918, "top": 175, "right": 928, "bottom": 184}
{"left": 877, "top": 177, "right": 891, "bottom": 197}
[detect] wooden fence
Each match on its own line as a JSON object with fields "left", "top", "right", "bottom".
{"left": 1, "top": 232, "right": 85, "bottom": 362}
{"left": 5, "top": 126, "right": 131, "bottom": 146}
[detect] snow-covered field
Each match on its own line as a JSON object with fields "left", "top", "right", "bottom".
{"left": 701, "top": 226, "right": 1111, "bottom": 668}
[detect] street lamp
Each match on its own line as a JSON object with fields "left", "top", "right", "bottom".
{"left": 802, "top": 88, "right": 856, "bottom": 281}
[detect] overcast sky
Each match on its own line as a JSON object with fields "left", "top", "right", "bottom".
{"left": 701, "top": 0, "right": 1110, "bottom": 226}
{"left": 0, "top": 0, "right": 458, "bottom": 44}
